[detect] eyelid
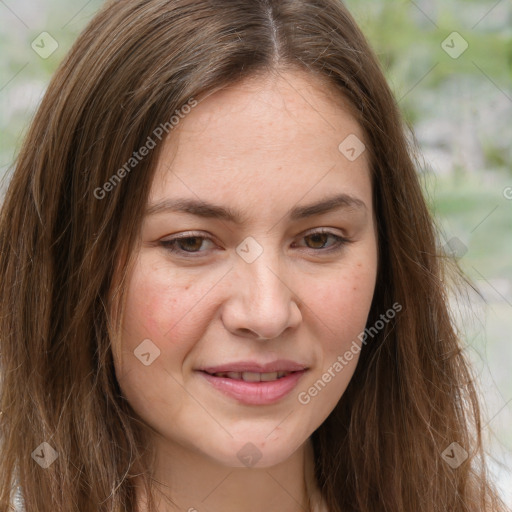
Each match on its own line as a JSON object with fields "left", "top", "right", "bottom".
{"left": 301, "top": 226, "right": 347, "bottom": 239}
{"left": 161, "top": 231, "right": 211, "bottom": 241}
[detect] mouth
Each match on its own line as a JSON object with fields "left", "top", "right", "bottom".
{"left": 203, "top": 370, "right": 294, "bottom": 382}
{"left": 197, "top": 361, "right": 308, "bottom": 405}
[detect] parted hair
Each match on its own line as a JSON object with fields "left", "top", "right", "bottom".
{"left": 0, "top": 0, "right": 507, "bottom": 511}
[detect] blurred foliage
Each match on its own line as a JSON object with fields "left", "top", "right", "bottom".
{"left": 343, "top": 0, "right": 512, "bottom": 280}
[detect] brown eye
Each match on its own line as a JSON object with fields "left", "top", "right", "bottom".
{"left": 296, "top": 230, "right": 350, "bottom": 253}
{"left": 160, "top": 233, "right": 215, "bottom": 255}
{"left": 304, "top": 232, "right": 331, "bottom": 249}
{"left": 175, "top": 237, "right": 204, "bottom": 252}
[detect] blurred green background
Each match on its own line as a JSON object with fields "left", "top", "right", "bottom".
{"left": 1, "top": 0, "right": 511, "bottom": 505}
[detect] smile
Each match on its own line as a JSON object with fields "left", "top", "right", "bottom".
{"left": 198, "top": 369, "right": 307, "bottom": 405}
{"left": 206, "top": 371, "right": 292, "bottom": 381}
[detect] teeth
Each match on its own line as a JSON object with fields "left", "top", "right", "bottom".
{"left": 260, "top": 372, "right": 278, "bottom": 382}
{"left": 212, "top": 371, "right": 291, "bottom": 381}
{"left": 242, "top": 371, "right": 261, "bottom": 382}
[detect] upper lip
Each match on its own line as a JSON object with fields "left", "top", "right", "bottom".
{"left": 199, "top": 360, "right": 308, "bottom": 374}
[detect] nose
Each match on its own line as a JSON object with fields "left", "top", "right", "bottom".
{"left": 221, "top": 250, "right": 303, "bottom": 341}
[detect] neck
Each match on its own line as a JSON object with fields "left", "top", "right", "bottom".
{"left": 134, "top": 438, "right": 320, "bottom": 512}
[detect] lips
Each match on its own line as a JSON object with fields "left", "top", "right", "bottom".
{"left": 199, "top": 360, "right": 307, "bottom": 374}
{"left": 207, "top": 371, "right": 292, "bottom": 381}
{"left": 197, "top": 360, "right": 308, "bottom": 405}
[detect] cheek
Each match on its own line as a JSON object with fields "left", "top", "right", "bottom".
{"left": 115, "top": 255, "right": 209, "bottom": 377}
{"left": 113, "top": 257, "right": 207, "bottom": 422}
{"left": 314, "top": 261, "right": 376, "bottom": 338}
{"left": 296, "top": 262, "right": 376, "bottom": 415}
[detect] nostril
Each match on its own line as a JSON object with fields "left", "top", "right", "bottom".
{"left": 237, "top": 328, "right": 271, "bottom": 341}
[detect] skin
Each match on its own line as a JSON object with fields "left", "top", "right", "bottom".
{"left": 113, "top": 67, "right": 378, "bottom": 512}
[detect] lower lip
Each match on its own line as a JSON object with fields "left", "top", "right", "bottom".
{"left": 199, "top": 371, "right": 306, "bottom": 405}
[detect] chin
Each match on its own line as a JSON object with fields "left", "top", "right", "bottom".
{"left": 206, "top": 436, "right": 305, "bottom": 469}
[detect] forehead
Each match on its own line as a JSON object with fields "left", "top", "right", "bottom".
{"left": 149, "top": 68, "right": 371, "bottom": 217}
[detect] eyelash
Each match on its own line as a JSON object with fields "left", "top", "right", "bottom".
{"left": 159, "top": 229, "right": 351, "bottom": 257}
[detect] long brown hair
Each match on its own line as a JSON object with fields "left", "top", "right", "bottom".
{"left": 0, "top": 1, "right": 507, "bottom": 511}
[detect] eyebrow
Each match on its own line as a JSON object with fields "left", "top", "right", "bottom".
{"left": 145, "top": 193, "right": 367, "bottom": 223}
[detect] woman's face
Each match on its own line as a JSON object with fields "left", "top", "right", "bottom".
{"left": 113, "top": 69, "right": 378, "bottom": 468}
